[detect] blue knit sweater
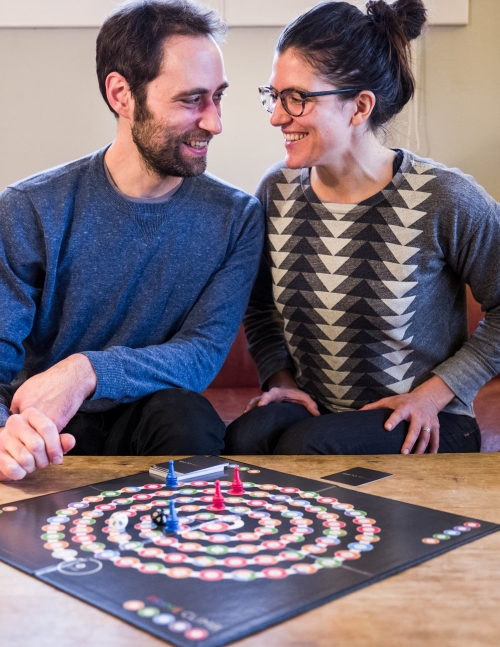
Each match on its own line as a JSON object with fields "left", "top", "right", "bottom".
{"left": 0, "top": 148, "right": 264, "bottom": 425}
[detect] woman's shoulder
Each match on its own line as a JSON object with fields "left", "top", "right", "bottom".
{"left": 255, "top": 161, "right": 303, "bottom": 201}
{"left": 402, "top": 150, "right": 497, "bottom": 215}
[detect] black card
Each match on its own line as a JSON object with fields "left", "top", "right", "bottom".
{"left": 322, "top": 466, "right": 393, "bottom": 486}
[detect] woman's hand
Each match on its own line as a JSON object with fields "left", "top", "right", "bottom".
{"left": 245, "top": 387, "right": 320, "bottom": 416}
{"left": 244, "top": 369, "right": 320, "bottom": 416}
{"left": 360, "top": 376, "right": 456, "bottom": 454}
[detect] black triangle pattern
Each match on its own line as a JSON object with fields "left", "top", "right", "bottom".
{"left": 268, "top": 159, "right": 433, "bottom": 409}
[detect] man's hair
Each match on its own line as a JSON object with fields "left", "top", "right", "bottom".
{"left": 96, "top": 0, "right": 227, "bottom": 116}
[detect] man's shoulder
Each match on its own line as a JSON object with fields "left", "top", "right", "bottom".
{"left": 5, "top": 149, "right": 102, "bottom": 196}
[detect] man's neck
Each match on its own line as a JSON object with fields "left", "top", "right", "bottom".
{"left": 104, "top": 131, "right": 182, "bottom": 199}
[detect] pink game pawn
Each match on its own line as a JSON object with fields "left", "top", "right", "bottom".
{"left": 208, "top": 480, "right": 225, "bottom": 511}
{"left": 227, "top": 466, "right": 245, "bottom": 496}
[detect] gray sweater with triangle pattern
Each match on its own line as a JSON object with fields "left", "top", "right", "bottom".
{"left": 244, "top": 150, "right": 500, "bottom": 417}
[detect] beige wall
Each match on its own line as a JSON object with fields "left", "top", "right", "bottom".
{"left": 0, "top": 0, "right": 499, "bottom": 198}
{"left": 419, "top": 0, "right": 500, "bottom": 198}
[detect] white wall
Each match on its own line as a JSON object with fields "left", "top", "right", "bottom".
{"left": 0, "top": 26, "right": 286, "bottom": 195}
{"left": 0, "top": 0, "right": 469, "bottom": 27}
{"left": 0, "top": 0, "right": 498, "bottom": 198}
{"left": 419, "top": 0, "right": 500, "bottom": 197}
{"left": 210, "top": 28, "right": 284, "bottom": 192}
{"left": 0, "top": 29, "right": 116, "bottom": 189}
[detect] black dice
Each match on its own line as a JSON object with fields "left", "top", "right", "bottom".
{"left": 151, "top": 508, "right": 167, "bottom": 526}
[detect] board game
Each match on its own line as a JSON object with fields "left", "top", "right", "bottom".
{"left": 0, "top": 457, "right": 498, "bottom": 647}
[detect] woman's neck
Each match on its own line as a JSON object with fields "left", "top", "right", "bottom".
{"left": 310, "top": 137, "right": 397, "bottom": 204}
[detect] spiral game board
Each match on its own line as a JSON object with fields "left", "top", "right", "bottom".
{"left": 0, "top": 457, "right": 498, "bottom": 647}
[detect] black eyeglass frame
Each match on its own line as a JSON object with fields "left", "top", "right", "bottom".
{"left": 258, "top": 85, "right": 360, "bottom": 117}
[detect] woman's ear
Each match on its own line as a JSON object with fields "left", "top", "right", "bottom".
{"left": 351, "top": 90, "right": 376, "bottom": 127}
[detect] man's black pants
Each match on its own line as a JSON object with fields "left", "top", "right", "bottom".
{"left": 65, "top": 388, "right": 226, "bottom": 456}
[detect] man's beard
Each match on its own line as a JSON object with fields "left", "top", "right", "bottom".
{"left": 131, "top": 98, "right": 212, "bottom": 179}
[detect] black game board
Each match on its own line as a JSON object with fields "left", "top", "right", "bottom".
{"left": 0, "top": 457, "right": 497, "bottom": 647}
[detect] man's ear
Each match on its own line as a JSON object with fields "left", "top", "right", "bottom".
{"left": 351, "top": 90, "right": 376, "bottom": 127}
{"left": 105, "top": 72, "right": 134, "bottom": 121}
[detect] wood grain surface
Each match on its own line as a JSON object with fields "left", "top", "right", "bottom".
{"left": 1, "top": 454, "right": 499, "bottom": 647}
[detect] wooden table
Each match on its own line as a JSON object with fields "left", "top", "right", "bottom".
{"left": 1, "top": 455, "right": 499, "bottom": 647}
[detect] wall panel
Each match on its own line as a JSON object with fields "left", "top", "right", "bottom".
{"left": 0, "top": 0, "right": 468, "bottom": 27}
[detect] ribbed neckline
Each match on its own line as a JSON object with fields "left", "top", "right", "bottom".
{"left": 103, "top": 157, "right": 182, "bottom": 204}
{"left": 300, "top": 148, "right": 414, "bottom": 212}
{"left": 90, "top": 146, "right": 194, "bottom": 217}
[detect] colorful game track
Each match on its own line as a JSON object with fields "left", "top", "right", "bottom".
{"left": 0, "top": 458, "right": 498, "bottom": 647}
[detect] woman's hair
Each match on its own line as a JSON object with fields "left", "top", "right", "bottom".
{"left": 276, "top": 0, "right": 427, "bottom": 130}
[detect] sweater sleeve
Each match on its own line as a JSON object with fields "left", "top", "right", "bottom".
{"left": 432, "top": 195, "right": 500, "bottom": 405}
{"left": 243, "top": 171, "right": 294, "bottom": 390}
{"left": 82, "top": 199, "right": 264, "bottom": 403}
{"left": 243, "top": 250, "right": 294, "bottom": 389}
{"left": 0, "top": 405, "right": 10, "bottom": 428}
{"left": 0, "top": 188, "right": 45, "bottom": 425}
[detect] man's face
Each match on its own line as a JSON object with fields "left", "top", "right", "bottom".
{"left": 131, "top": 35, "right": 227, "bottom": 178}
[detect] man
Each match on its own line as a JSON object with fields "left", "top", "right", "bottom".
{"left": 0, "top": 0, "right": 264, "bottom": 480}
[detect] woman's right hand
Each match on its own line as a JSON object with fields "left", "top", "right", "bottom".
{"left": 244, "top": 386, "right": 320, "bottom": 416}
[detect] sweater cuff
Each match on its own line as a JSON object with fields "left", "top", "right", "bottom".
{"left": 432, "top": 358, "right": 486, "bottom": 407}
{"left": 82, "top": 350, "right": 125, "bottom": 402}
{"left": 0, "top": 403, "right": 10, "bottom": 427}
{"left": 257, "top": 353, "right": 295, "bottom": 391}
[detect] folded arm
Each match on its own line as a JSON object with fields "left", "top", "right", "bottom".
{"left": 0, "top": 190, "right": 264, "bottom": 478}
{"left": 82, "top": 201, "right": 264, "bottom": 404}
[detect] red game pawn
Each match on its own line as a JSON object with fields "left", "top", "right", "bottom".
{"left": 227, "top": 466, "right": 245, "bottom": 496}
{"left": 208, "top": 480, "right": 225, "bottom": 511}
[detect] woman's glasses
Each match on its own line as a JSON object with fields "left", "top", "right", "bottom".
{"left": 258, "top": 86, "right": 359, "bottom": 117}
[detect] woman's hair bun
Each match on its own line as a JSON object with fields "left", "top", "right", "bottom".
{"left": 366, "top": 0, "right": 427, "bottom": 42}
{"left": 276, "top": 0, "right": 426, "bottom": 129}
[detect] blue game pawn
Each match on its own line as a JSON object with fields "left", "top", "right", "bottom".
{"left": 165, "top": 499, "right": 180, "bottom": 533}
{"left": 165, "top": 460, "right": 179, "bottom": 487}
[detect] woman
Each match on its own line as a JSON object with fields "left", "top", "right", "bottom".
{"left": 224, "top": 0, "right": 500, "bottom": 455}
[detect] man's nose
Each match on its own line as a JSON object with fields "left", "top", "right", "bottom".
{"left": 198, "top": 101, "right": 223, "bottom": 135}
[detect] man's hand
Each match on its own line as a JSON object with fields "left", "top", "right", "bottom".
{"left": 11, "top": 354, "right": 97, "bottom": 432}
{"left": 361, "top": 376, "right": 456, "bottom": 454}
{"left": 0, "top": 353, "right": 96, "bottom": 480}
{"left": 0, "top": 410, "right": 76, "bottom": 481}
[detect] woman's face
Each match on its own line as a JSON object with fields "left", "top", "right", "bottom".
{"left": 269, "top": 48, "right": 356, "bottom": 169}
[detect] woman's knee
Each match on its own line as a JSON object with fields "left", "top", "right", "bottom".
{"left": 225, "top": 403, "right": 312, "bottom": 455}
{"left": 273, "top": 417, "right": 329, "bottom": 454}
{"left": 274, "top": 408, "right": 403, "bottom": 455}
